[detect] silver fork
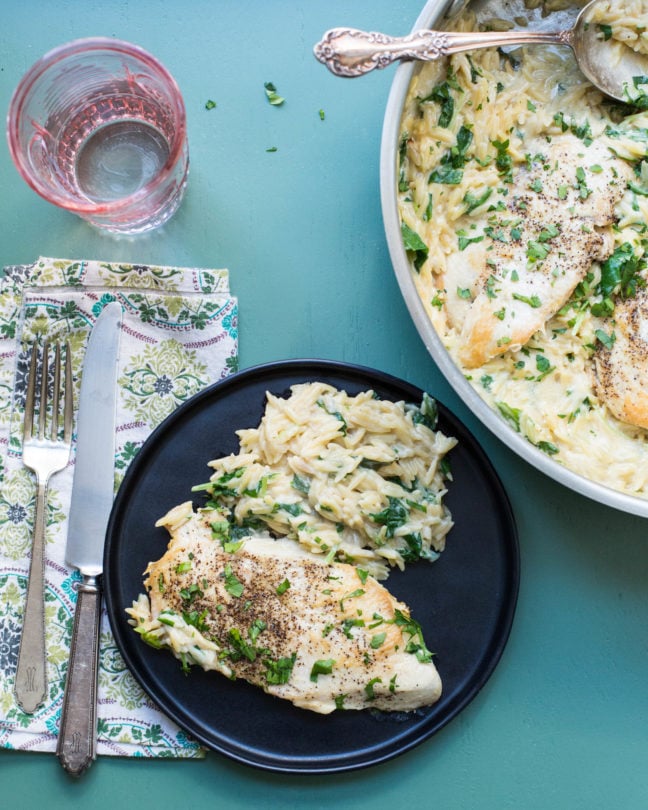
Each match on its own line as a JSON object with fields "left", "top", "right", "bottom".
{"left": 14, "top": 340, "right": 73, "bottom": 714}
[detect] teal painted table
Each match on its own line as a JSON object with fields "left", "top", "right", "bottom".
{"left": 1, "top": 2, "right": 647, "bottom": 808}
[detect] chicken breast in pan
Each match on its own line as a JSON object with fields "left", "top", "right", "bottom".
{"left": 443, "top": 133, "right": 632, "bottom": 368}
{"left": 128, "top": 501, "right": 442, "bottom": 715}
{"left": 594, "top": 287, "right": 648, "bottom": 429}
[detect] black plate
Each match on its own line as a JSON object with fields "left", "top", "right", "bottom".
{"left": 104, "top": 360, "right": 519, "bottom": 774}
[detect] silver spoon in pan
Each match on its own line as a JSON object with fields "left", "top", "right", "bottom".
{"left": 314, "top": 0, "right": 648, "bottom": 104}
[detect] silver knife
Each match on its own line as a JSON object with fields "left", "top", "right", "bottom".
{"left": 56, "top": 301, "right": 122, "bottom": 778}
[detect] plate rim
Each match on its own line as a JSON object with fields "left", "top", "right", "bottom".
{"left": 104, "top": 358, "right": 520, "bottom": 774}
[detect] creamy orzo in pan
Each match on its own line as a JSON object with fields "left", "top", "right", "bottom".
{"left": 398, "top": 0, "right": 648, "bottom": 498}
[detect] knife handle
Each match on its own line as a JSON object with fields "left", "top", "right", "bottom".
{"left": 56, "top": 575, "right": 102, "bottom": 778}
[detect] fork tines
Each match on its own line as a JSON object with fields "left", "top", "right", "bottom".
{"left": 24, "top": 340, "right": 73, "bottom": 444}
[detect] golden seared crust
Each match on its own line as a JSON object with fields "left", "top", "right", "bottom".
{"left": 458, "top": 220, "right": 613, "bottom": 368}
{"left": 594, "top": 288, "right": 648, "bottom": 429}
{"left": 446, "top": 134, "right": 631, "bottom": 369}
{"left": 142, "top": 506, "right": 442, "bottom": 714}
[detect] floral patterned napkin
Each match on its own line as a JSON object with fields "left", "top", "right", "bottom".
{"left": 0, "top": 257, "right": 238, "bottom": 758}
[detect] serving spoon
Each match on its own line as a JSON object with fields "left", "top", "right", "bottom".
{"left": 314, "top": 0, "right": 648, "bottom": 103}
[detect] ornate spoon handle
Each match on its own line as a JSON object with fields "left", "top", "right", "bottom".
{"left": 314, "top": 27, "right": 572, "bottom": 77}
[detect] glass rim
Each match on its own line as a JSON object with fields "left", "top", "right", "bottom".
{"left": 5, "top": 36, "right": 188, "bottom": 215}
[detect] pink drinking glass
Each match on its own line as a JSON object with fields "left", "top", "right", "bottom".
{"left": 6, "top": 37, "right": 189, "bottom": 234}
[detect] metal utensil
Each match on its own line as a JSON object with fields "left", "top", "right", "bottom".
{"left": 56, "top": 302, "right": 122, "bottom": 778}
{"left": 15, "top": 340, "right": 73, "bottom": 714}
{"left": 314, "top": 0, "right": 648, "bottom": 103}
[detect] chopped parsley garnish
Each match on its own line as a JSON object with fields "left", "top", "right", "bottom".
{"left": 492, "top": 139, "right": 513, "bottom": 182}
{"left": 339, "top": 588, "right": 365, "bottom": 612}
{"left": 393, "top": 609, "right": 434, "bottom": 663}
{"left": 429, "top": 165, "right": 464, "bottom": 185}
{"left": 310, "top": 658, "right": 335, "bottom": 682}
{"left": 211, "top": 520, "right": 230, "bottom": 542}
{"left": 463, "top": 188, "right": 492, "bottom": 214}
{"left": 596, "top": 242, "right": 644, "bottom": 304}
{"left": 535, "top": 354, "right": 554, "bottom": 380}
{"left": 423, "top": 194, "right": 434, "bottom": 221}
{"left": 277, "top": 502, "right": 303, "bottom": 517}
{"left": 535, "top": 440, "right": 559, "bottom": 456}
{"left": 291, "top": 473, "right": 310, "bottom": 495}
{"left": 458, "top": 233, "right": 485, "bottom": 251}
{"left": 227, "top": 622, "right": 265, "bottom": 661}
{"left": 539, "top": 224, "right": 560, "bottom": 241}
{"left": 429, "top": 124, "right": 473, "bottom": 185}
{"left": 179, "top": 582, "right": 203, "bottom": 604}
{"left": 205, "top": 99, "right": 217, "bottom": 110}
{"left": 513, "top": 292, "right": 542, "bottom": 308}
{"left": 183, "top": 608, "right": 209, "bottom": 634}
{"left": 243, "top": 474, "right": 274, "bottom": 498}
{"left": 496, "top": 401, "right": 521, "bottom": 432}
{"left": 175, "top": 560, "right": 192, "bottom": 575}
{"left": 575, "top": 166, "right": 592, "bottom": 199}
{"left": 398, "top": 131, "right": 410, "bottom": 192}
{"left": 137, "top": 629, "right": 164, "bottom": 649}
{"left": 401, "top": 222, "right": 429, "bottom": 271}
{"left": 431, "top": 292, "right": 444, "bottom": 309}
{"left": 421, "top": 79, "right": 458, "bottom": 128}
{"left": 193, "top": 467, "right": 245, "bottom": 499}
{"left": 276, "top": 578, "right": 291, "bottom": 596}
{"left": 364, "top": 677, "right": 382, "bottom": 700}
{"left": 264, "top": 653, "right": 296, "bottom": 685}
{"left": 369, "top": 497, "right": 410, "bottom": 538}
{"left": 398, "top": 532, "right": 428, "bottom": 564}
{"left": 248, "top": 619, "right": 267, "bottom": 643}
{"left": 595, "top": 329, "right": 616, "bottom": 350}
{"left": 526, "top": 240, "right": 551, "bottom": 262}
{"left": 410, "top": 391, "right": 439, "bottom": 431}
{"left": 341, "top": 618, "right": 365, "bottom": 638}
{"left": 370, "top": 632, "right": 387, "bottom": 649}
{"left": 223, "top": 564, "right": 244, "bottom": 598}
{"left": 597, "top": 23, "right": 613, "bottom": 41}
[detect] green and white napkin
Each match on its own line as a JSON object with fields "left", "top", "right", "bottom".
{"left": 0, "top": 257, "right": 238, "bottom": 758}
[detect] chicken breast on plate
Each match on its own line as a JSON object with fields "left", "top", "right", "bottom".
{"left": 127, "top": 501, "right": 442, "bottom": 715}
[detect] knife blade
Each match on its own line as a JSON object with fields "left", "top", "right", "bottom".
{"left": 56, "top": 301, "right": 122, "bottom": 778}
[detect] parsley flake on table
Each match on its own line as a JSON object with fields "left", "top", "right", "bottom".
{"left": 264, "top": 81, "right": 285, "bottom": 106}
{"left": 205, "top": 99, "right": 217, "bottom": 110}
